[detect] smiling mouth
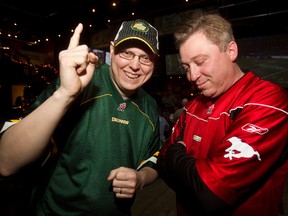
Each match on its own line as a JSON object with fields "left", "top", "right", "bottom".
{"left": 197, "top": 81, "right": 207, "bottom": 89}
{"left": 126, "top": 72, "right": 140, "bottom": 79}
{"left": 197, "top": 82, "right": 204, "bottom": 87}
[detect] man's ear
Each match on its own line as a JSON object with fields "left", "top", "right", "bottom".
{"left": 227, "top": 41, "right": 238, "bottom": 62}
{"left": 110, "top": 41, "right": 115, "bottom": 59}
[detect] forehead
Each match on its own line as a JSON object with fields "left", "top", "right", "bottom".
{"left": 115, "top": 39, "right": 153, "bottom": 55}
{"left": 179, "top": 32, "right": 218, "bottom": 59}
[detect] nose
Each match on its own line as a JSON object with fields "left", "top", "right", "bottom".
{"left": 188, "top": 65, "right": 200, "bottom": 82}
{"left": 129, "top": 56, "right": 141, "bottom": 69}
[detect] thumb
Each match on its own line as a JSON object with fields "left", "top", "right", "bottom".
{"left": 86, "top": 52, "right": 98, "bottom": 74}
{"left": 88, "top": 52, "right": 98, "bottom": 65}
{"left": 107, "top": 169, "right": 116, "bottom": 181}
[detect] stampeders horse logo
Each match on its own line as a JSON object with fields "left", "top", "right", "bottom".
{"left": 117, "top": 102, "right": 127, "bottom": 112}
{"left": 224, "top": 136, "right": 261, "bottom": 161}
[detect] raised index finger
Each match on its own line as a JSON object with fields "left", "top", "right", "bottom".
{"left": 67, "top": 23, "right": 83, "bottom": 49}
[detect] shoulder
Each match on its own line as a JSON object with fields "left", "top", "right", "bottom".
{"left": 134, "top": 89, "right": 159, "bottom": 121}
{"left": 246, "top": 73, "right": 288, "bottom": 106}
{"left": 227, "top": 72, "right": 288, "bottom": 110}
{"left": 137, "top": 88, "right": 158, "bottom": 107}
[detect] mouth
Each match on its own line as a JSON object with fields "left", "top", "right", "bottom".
{"left": 197, "top": 80, "right": 207, "bottom": 89}
{"left": 125, "top": 72, "right": 140, "bottom": 79}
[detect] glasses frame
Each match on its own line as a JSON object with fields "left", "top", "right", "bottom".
{"left": 118, "top": 49, "right": 155, "bottom": 66}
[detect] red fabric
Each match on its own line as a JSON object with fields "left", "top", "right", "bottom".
{"left": 160, "top": 72, "right": 288, "bottom": 215}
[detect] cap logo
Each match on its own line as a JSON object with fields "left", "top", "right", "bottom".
{"left": 131, "top": 22, "right": 148, "bottom": 32}
{"left": 114, "top": 19, "right": 159, "bottom": 55}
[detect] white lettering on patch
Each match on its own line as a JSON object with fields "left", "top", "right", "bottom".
{"left": 111, "top": 117, "right": 129, "bottom": 125}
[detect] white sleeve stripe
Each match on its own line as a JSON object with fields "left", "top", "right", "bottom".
{"left": 0, "top": 121, "right": 18, "bottom": 133}
{"left": 137, "top": 156, "right": 157, "bottom": 170}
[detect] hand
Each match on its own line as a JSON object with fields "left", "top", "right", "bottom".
{"left": 107, "top": 167, "right": 143, "bottom": 198}
{"left": 57, "top": 23, "right": 98, "bottom": 99}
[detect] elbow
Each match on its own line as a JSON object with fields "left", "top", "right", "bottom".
{"left": 0, "top": 168, "right": 11, "bottom": 177}
{"left": 0, "top": 162, "right": 19, "bottom": 177}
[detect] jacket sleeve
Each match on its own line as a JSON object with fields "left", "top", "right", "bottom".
{"left": 157, "top": 142, "right": 232, "bottom": 214}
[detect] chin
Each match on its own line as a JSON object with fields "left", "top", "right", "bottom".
{"left": 201, "top": 90, "right": 213, "bottom": 98}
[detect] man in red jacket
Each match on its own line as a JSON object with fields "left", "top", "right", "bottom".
{"left": 157, "top": 11, "right": 288, "bottom": 216}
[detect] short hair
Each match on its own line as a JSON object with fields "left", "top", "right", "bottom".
{"left": 174, "top": 10, "right": 235, "bottom": 52}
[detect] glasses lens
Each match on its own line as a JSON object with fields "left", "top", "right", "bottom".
{"left": 119, "top": 50, "right": 153, "bottom": 65}
{"left": 139, "top": 56, "right": 152, "bottom": 65}
{"left": 119, "top": 50, "right": 133, "bottom": 60}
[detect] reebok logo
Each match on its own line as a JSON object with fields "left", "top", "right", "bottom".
{"left": 242, "top": 123, "right": 268, "bottom": 135}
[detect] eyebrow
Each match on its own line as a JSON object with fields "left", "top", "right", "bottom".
{"left": 182, "top": 54, "right": 209, "bottom": 63}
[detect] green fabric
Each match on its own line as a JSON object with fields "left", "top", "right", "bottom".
{"left": 27, "top": 64, "right": 160, "bottom": 215}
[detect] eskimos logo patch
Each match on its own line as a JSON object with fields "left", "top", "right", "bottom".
{"left": 131, "top": 22, "right": 148, "bottom": 32}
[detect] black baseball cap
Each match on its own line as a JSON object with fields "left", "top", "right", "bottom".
{"left": 114, "top": 19, "right": 159, "bottom": 55}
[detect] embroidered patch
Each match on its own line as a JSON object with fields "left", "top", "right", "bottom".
{"left": 193, "top": 135, "right": 202, "bottom": 142}
{"left": 206, "top": 104, "right": 214, "bottom": 114}
{"left": 117, "top": 103, "right": 126, "bottom": 112}
{"left": 242, "top": 123, "right": 268, "bottom": 135}
{"left": 131, "top": 22, "right": 148, "bottom": 32}
{"left": 224, "top": 136, "right": 261, "bottom": 161}
{"left": 111, "top": 117, "right": 129, "bottom": 125}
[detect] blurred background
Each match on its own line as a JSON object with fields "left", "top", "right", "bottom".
{"left": 1, "top": 0, "right": 288, "bottom": 121}
{"left": 1, "top": 1, "right": 288, "bottom": 216}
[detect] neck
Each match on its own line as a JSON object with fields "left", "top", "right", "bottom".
{"left": 232, "top": 64, "right": 245, "bottom": 85}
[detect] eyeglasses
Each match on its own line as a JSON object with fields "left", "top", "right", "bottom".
{"left": 118, "top": 50, "right": 154, "bottom": 66}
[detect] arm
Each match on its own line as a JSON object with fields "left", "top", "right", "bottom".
{"left": 0, "top": 23, "right": 97, "bottom": 176}
{"left": 158, "top": 90, "right": 288, "bottom": 212}
{"left": 157, "top": 142, "right": 231, "bottom": 214}
{"left": 107, "top": 116, "right": 160, "bottom": 198}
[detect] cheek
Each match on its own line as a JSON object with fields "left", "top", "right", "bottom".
{"left": 204, "top": 57, "right": 223, "bottom": 77}
{"left": 142, "top": 65, "right": 154, "bottom": 76}
{"left": 116, "top": 58, "right": 128, "bottom": 68}
{"left": 142, "top": 69, "right": 153, "bottom": 83}
{"left": 146, "top": 71, "right": 153, "bottom": 80}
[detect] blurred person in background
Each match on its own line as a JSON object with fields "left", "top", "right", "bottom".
{"left": 172, "top": 97, "right": 189, "bottom": 124}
